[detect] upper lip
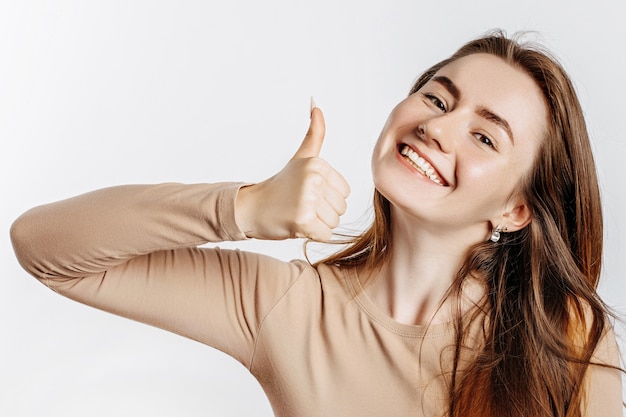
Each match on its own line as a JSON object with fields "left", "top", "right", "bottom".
{"left": 399, "top": 142, "right": 451, "bottom": 186}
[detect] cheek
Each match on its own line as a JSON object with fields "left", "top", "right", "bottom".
{"left": 371, "top": 150, "right": 396, "bottom": 193}
{"left": 370, "top": 137, "right": 388, "bottom": 178}
{"left": 459, "top": 156, "right": 503, "bottom": 186}
{"left": 457, "top": 158, "right": 523, "bottom": 204}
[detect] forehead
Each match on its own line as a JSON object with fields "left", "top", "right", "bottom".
{"left": 431, "top": 53, "right": 548, "bottom": 145}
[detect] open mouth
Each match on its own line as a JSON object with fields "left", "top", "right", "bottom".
{"left": 399, "top": 144, "right": 447, "bottom": 186}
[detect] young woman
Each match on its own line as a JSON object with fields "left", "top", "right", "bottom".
{"left": 11, "top": 31, "right": 623, "bottom": 416}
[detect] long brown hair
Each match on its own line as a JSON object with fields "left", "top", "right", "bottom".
{"left": 321, "top": 30, "right": 620, "bottom": 416}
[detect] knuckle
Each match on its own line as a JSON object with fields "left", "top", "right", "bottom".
{"left": 307, "top": 172, "right": 324, "bottom": 187}
{"left": 305, "top": 157, "right": 328, "bottom": 173}
{"left": 292, "top": 210, "right": 315, "bottom": 231}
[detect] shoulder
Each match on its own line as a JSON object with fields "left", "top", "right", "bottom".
{"left": 207, "top": 248, "right": 338, "bottom": 302}
{"left": 568, "top": 298, "right": 624, "bottom": 415}
{"left": 583, "top": 321, "right": 623, "bottom": 416}
{"left": 223, "top": 250, "right": 350, "bottom": 288}
{"left": 242, "top": 256, "right": 353, "bottom": 308}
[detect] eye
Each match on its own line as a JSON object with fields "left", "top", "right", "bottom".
{"left": 424, "top": 93, "right": 447, "bottom": 113}
{"left": 474, "top": 133, "right": 496, "bottom": 149}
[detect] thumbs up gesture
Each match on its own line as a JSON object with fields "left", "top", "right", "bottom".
{"left": 235, "top": 103, "right": 350, "bottom": 241}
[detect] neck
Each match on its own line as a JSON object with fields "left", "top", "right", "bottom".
{"left": 363, "top": 210, "right": 485, "bottom": 326}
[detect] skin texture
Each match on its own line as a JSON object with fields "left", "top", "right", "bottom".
{"left": 11, "top": 47, "right": 622, "bottom": 416}
{"left": 237, "top": 54, "right": 549, "bottom": 326}
{"left": 235, "top": 106, "right": 350, "bottom": 242}
{"left": 236, "top": 58, "right": 621, "bottom": 417}
{"left": 371, "top": 53, "right": 546, "bottom": 242}
{"left": 367, "top": 53, "right": 548, "bottom": 325}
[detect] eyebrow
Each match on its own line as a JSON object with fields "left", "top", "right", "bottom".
{"left": 476, "top": 106, "right": 515, "bottom": 144}
{"left": 432, "top": 75, "right": 514, "bottom": 144}
{"left": 432, "top": 76, "right": 460, "bottom": 100}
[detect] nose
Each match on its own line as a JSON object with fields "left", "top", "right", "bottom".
{"left": 417, "top": 114, "right": 457, "bottom": 154}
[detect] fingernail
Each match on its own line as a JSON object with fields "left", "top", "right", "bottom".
{"left": 310, "top": 96, "right": 316, "bottom": 116}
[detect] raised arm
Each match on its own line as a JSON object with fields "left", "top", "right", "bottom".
{"left": 10, "top": 105, "right": 350, "bottom": 365}
{"left": 235, "top": 105, "right": 350, "bottom": 241}
{"left": 11, "top": 182, "right": 248, "bottom": 279}
{"left": 10, "top": 182, "right": 281, "bottom": 363}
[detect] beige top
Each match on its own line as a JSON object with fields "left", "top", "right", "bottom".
{"left": 10, "top": 182, "right": 622, "bottom": 417}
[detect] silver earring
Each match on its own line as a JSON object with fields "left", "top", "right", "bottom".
{"left": 489, "top": 225, "right": 503, "bottom": 243}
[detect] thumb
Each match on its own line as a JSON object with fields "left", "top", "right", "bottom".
{"left": 292, "top": 104, "right": 326, "bottom": 160}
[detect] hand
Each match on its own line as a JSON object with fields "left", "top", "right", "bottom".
{"left": 235, "top": 104, "right": 350, "bottom": 241}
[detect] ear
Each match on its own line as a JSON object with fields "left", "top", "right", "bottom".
{"left": 498, "top": 199, "right": 532, "bottom": 232}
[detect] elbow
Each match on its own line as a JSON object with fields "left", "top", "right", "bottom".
{"left": 11, "top": 210, "right": 102, "bottom": 295}
{"left": 11, "top": 209, "right": 102, "bottom": 300}
{"left": 10, "top": 211, "right": 48, "bottom": 280}
{"left": 11, "top": 213, "right": 31, "bottom": 270}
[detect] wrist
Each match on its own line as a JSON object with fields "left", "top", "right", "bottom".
{"left": 234, "top": 184, "right": 257, "bottom": 238}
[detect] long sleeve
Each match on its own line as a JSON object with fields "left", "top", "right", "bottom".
{"left": 11, "top": 182, "right": 247, "bottom": 277}
{"left": 10, "top": 182, "right": 307, "bottom": 366}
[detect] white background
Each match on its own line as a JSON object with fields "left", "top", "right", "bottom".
{"left": 1, "top": 1, "right": 624, "bottom": 416}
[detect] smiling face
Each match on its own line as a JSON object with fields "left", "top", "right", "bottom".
{"left": 371, "top": 53, "right": 548, "bottom": 241}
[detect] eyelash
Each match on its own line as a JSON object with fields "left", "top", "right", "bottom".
{"left": 424, "top": 93, "right": 447, "bottom": 112}
{"left": 423, "top": 93, "right": 496, "bottom": 150}
{"left": 474, "top": 133, "right": 496, "bottom": 149}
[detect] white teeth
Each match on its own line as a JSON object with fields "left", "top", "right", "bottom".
{"left": 400, "top": 145, "right": 443, "bottom": 185}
